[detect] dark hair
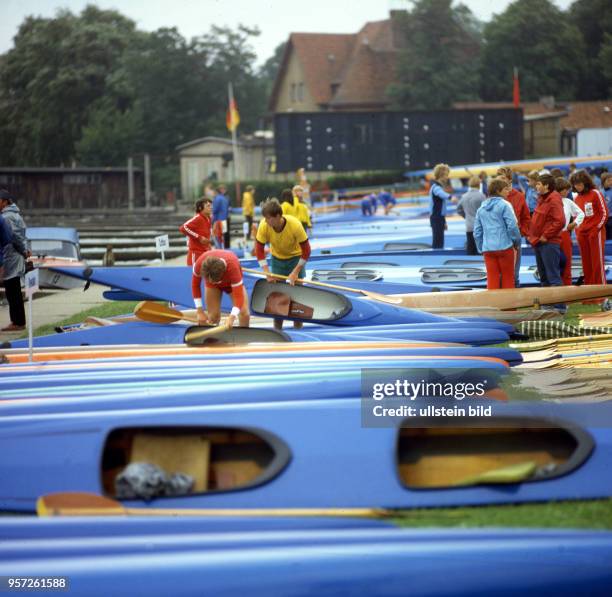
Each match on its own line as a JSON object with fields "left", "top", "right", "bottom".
{"left": 538, "top": 173, "right": 556, "bottom": 192}
{"left": 549, "top": 168, "right": 564, "bottom": 178}
{"left": 0, "top": 189, "right": 13, "bottom": 203}
{"left": 569, "top": 169, "right": 595, "bottom": 192}
{"left": 487, "top": 177, "right": 510, "bottom": 197}
{"left": 195, "top": 198, "right": 211, "bottom": 212}
{"left": 261, "top": 198, "right": 283, "bottom": 218}
{"left": 200, "top": 256, "right": 226, "bottom": 282}
{"left": 555, "top": 177, "right": 571, "bottom": 192}
{"left": 280, "top": 189, "right": 293, "bottom": 204}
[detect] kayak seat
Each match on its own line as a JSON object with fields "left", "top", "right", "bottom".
{"left": 264, "top": 292, "right": 314, "bottom": 319}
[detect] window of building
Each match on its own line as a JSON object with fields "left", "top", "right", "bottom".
{"left": 297, "top": 82, "right": 304, "bottom": 102}
{"left": 290, "top": 83, "right": 296, "bottom": 103}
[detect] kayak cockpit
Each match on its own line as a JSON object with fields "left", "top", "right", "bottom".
{"left": 101, "top": 426, "right": 290, "bottom": 499}
{"left": 397, "top": 418, "right": 593, "bottom": 489}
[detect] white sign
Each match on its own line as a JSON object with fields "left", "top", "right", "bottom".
{"left": 25, "top": 268, "right": 39, "bottom": 298}
{"left": 155, "top": 234, "right": 170, "bottom": 252}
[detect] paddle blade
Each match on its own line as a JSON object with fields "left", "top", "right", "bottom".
{"left": 37, "top": 492, "right": 127, "bottom": 517}
{"left": 184, "top": 323, "right": 231, "bottom": 344}
{"left": 134, "top": 301, "right": 198, "bottom": 324}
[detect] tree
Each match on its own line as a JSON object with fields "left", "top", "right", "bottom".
{"left": 387, "top": 0, "right": 483, "bottom": 110}
{"left": 601, "top": 34, "right": 612, "bottom": 96}
{"left": 0, "top": 6, "right": 137, "bottom": 166}
{"left": 193, "top": 25, "right": 267, "bottom": 134}
{"left": 259, "top": 41, "right": 287, "bottom": 100}
{"left": 480, "top": 0, "right": 586, "bottom": 102}
{"left": 569, "top": 0, "right": 612, "bottom": 99}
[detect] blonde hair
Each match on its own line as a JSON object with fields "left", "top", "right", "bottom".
{"left": 527, "top": 169, "right": 540, "bottom": 181}
{"left": 496, "top": 166, "right": 513, "bottom": 180}
{"left": 468, "top": 175, "right": 480, "bottom": 188}
{"left": 432, "top": 163, "right": 450, "bottom": 181}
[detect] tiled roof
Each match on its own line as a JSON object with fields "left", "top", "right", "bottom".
{"left": 560, "top": 101, "right": 612, "bottom": 130}
{"left": 270, "top": 18, "right": 400, "bottom": 111}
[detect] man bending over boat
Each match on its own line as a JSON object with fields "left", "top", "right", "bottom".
{"left": 191, "top": 249, "right": 250, "bottom": 329}
{"left": 255, "top": 198, "right": 311, "bottom": 330}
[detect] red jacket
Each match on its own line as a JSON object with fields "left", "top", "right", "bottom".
{"left": 506, "top": 189, "right": 531, "bottom": 237}
{"left": 179, "top": 213, "right": 211, "bottom": 264}
{"left": 574, "top": 188, "right": 608, "bottom": 236}
{"left": 527, "top": 191, "right": 564, "bottom": 246}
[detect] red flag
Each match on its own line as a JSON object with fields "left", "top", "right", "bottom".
{"left": 226, "top": 98, "right": 240, "bottom": 132}
{"left": 512, "top": 67, "right": 520, "bottom": 108}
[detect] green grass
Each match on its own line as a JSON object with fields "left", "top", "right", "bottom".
{"left": 563, "top": 302, "right": 603, "bottom": 327}
{"left": 392, "top": 499, "right": 612, "bottom": 529}
{"left": 21, "top": 301, "right": 140, "bottom": 339}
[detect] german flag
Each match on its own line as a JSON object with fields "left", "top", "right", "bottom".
{"left": 226, "top": 97, "right": 240, "bottom": 132}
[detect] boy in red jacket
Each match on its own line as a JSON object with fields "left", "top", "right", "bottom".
{"left": 528, "top": 173, "right": 565, "bottom": 290}
{"left": 570, "top": 170, "right": 608, "bottom": 287}
{"left": 179, "top": 198, "right": 212, "bottom": 265}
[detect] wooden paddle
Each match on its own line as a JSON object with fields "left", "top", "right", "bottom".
{"left": 36, "top": 492, "right": 386, "bottom": 518}
{"left": 241, "top": 267, "right": 402, "bottom": 305}
{"left": 134, "top": 301, "right": 199, "bottom": 324}
{"left": 184, "top": 322, "right": 231, "bottom": 343}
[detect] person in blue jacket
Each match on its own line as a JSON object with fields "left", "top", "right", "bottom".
{"left": 473, "top": 177, "right": 521, "bottom": 289}
{"left": 0, "top": 213, "right": 13, "bottom": 272}
{"left": 429, "top": 163, "right": 453, "bottom": 248}
{"left": 212, "top": 185, "right": 230, "bottom": 249}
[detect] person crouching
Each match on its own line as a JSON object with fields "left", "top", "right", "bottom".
{"left": 191, "top": 250, "right": 250, "bottom": 329}
{"left": 473, "top": 177, "right": 521, "bottom": 289}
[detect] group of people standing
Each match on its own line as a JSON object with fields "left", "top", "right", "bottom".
{"left": 433, "top": 162, "right": 609, "bottom": 297}
{"left": 180, "top": 182, "right": 312, "bottom": 332}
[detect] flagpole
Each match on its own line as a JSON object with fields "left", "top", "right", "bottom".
{"left": 228, "top": 82, "right": 241, "bottom": 207}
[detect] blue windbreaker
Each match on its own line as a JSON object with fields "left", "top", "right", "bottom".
{"left": 473, "top": 196, "right": 521, "bottom": 254}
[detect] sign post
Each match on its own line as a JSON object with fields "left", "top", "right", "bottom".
{"left": 155, "top": 234, "right": 170, "bottom": 263}
{"left": 25, "top": 268, "right": 39, "bottom": 363}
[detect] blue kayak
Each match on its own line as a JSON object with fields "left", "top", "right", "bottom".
{"left": 0, "top": 397, "right": 608, "bottom": 512}
{"left": 1, "top": 526, "right": 612, "bottom": 597}
{"left": 0, "top": 362, "right": 508, "bottom": 411}
{"left": 5, "top": 320, "right": 509, "bottom": 349}
{"left": 51, "top": 265, "right": 448, "bottom": 309}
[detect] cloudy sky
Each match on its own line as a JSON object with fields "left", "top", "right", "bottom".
{"left": 1, "top": 0, "right": 575, "bottom": 65}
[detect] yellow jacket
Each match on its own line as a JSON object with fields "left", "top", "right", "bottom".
{"left": 242, "top": 191, "right": 254, "bottom": 217}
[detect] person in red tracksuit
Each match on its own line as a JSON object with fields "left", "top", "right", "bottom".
{"left": 497, "top": 167, "right": 530, "bottom": 287}
{"left": 527, "top": 173, "right": 565, "bottom": 291}
{"left": 570, "top": 169, "right": 608, "bottom": 288}
{"left": 179, "top": 198, "right": 212, "bottom": 265}
{"left": 191, "top": 249, "right": 250, "bottom": 328}
{"left": 555, "top": 177, "right": 584, "bottom": 286}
